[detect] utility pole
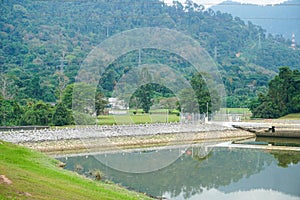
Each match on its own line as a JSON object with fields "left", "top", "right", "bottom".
{"left": 214, "top": 46, "right": 217, "bottom": 60}
{"left": 105, "top": 22, "right": 111, "bottom": 37}
{"left": 291, "top": 33, "right": 296, "bottom": 50}
{"left": 206, "top": 102, "right": 208, "bottom": 117}
{"left": 138, "top": 48, "right": 141, "bottom": 66}
{"left": 258, "top": 33, "right": 261, "bottom": 49}
{"left": 60, "top": 51, "right": 65, "bottom": 72}
{"left": 166, "top": 109, "right": 169, "bottom": 123}
{"left": 57, "top": 51, "right": 69, "bottom": 102}
{"left": 205, "top": 102, "right": 209, "bottom": 123}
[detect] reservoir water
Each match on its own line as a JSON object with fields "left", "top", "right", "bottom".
{"left": 58, "top": 144, "right": 300, "bottom": 200}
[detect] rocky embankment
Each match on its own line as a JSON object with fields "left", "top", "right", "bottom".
{"left": 0, "top": 122, "right": 254, "bottom": 154}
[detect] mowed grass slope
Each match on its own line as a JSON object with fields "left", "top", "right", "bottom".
{"left": 0, "top": 141, "right": 152, "bottom": 200}
{"left": 279, "top": 113, "right": 300, "bottom": 119}
{"left": 98, "top": 113, "right": 179, "bottom": 125}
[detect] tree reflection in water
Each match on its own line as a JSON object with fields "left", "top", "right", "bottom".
{"left": 59, "top": 147, "right": 300, "bottom": 199}
{"left": 270, "top": 151, "right": 300, "bottom": 168}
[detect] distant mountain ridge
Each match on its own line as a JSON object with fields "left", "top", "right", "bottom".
{"left": 163, "top": 0, "right": 288, "bottom": 8}
{"left": 212, "top": 0, "right": 300, "bottom": 42}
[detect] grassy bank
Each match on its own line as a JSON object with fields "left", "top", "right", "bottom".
{"left": 279, "top": 113, "right": 300, "bottom": 119}
{"left": 0, "top": 141, "right": 152, "bottom": 200}
{"left": 98, "top": 112, "right": 179, "bottom": 125}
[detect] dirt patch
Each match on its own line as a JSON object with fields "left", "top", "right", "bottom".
{"left": 0, "top": 175, "right": 12, "bottom": 185}
{"left": 17, "top": 191, "right": 32, "bottom": 197}
{"left": 57, "top": 162, "right": 66, "bottom": 168}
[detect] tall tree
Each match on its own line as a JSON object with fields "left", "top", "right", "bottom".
{"left": 52, "top": 102, "right": 74, "bottom": 126}
{"left": 95, "top": 92, "right": 108, "bottom": 116}
{"left": 20, "top": 101, "right": 53, "bottom": 125}
{"left": 134, "top": 84, "right": 153, "bottom": 113}
{"left": 191, "top": 73, "right": 211, "bottom": 114}
{"left": 0, "top": 96, "right": 22, "bottom": 126}
{"left": 250, "top": 67, "right": 300, "bottom": 118}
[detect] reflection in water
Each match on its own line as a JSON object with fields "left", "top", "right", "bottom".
{"left": 235, "top": 137, "right": 300, "bottom": 168}
{"left": 271, "top": 151, "right": 300, "bottom": 168}
{"left": 92, "top": 147, "right": 191, "bottom": 173}
{"left": 256, "top": 137, "right": 300, "bottom": 148}
{"left": 166, "top": 189, "right": 300, "bottom": 200}
{"left": 58, "top": 147, "right": 300, "bottom": 200}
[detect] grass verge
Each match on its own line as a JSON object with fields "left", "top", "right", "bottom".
{"left": 0, "top": 141, "right": 152, "bottom": 200}
{"left": 98, "top": 113, "right": 179, "bottom": 125}
{"left": 279, "top": 113, "right": 300, "bottom": 119}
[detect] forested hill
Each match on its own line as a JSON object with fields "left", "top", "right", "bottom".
{"left": 1, "top": 0, "right": 300, "bottom": 107}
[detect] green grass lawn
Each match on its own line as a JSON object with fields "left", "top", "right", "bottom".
{"left": 98, "top": 108, "right": 254, "bottom": 125}
{"left": 279, "top": 113, "right": 300, "bottom": 119}
{"left": 0, "top": 141, "right": 152, "bottom": 200}
{"left": 98, "top": 112, "right": 179, "bottom": 125}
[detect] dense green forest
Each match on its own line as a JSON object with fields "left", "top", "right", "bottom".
{"left": 250, "top": 66, "right": 300, "bottom": 118}
{"left": 1, "top": 0, "right": 300, "bottom": 125}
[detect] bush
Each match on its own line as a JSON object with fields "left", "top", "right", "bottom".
{"left": 73, "top": 112, "right": 96, "bottom": 125}
{"left": 52, "top": 103, "right": 74, "bottom": 126}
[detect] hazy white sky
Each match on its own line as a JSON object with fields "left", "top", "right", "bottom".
{"left": 163, "top": 0, "right": 288, "bottom": 8}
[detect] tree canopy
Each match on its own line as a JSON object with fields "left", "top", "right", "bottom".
{"left": 250, "top": 67, "right": 300, "bottom": 118}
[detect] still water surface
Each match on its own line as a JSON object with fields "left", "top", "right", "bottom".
{"left": 58, "top": 145, "right": 300, "bottom": 200}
